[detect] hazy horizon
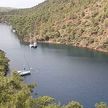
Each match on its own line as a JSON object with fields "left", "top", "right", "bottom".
{"left": 0, "top": 0, "right": 45, "bottom": 9}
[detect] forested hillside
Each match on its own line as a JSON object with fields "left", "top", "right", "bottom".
{"left": 1, "top": 0, "right": 108, "bottom": 53}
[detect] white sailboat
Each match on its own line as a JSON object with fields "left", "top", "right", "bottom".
{"left": 17, "top": 70, "right": 31, "bottom": 76}
{"left": 17, "top": 60, "right": 31, "bottom": 76}
{"left": 12, "top": 29, "right": 16, "bottom": 33}
{"left": 29, "top": 35, "right": 37, "bottom": 48}
{"left": 17, "top": 62, "right": 31, "bottom": 76}
{"left": 17, "top": 44, "right": 32, "bottom": 76}
{"left": 29, "top": 42, "right": 37, "bottom": 48}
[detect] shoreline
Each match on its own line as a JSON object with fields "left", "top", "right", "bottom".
{"left": 22, "top": 35, "right": 108, "bottom": 54}
{"left": 37, "top": 40, "right": 108, "bottom": 55}
{"left": 1, "top": 23, "right": 108, "bottom": 55}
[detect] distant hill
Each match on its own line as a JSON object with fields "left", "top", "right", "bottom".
{"left": 1, "top": 0, "right": 108, "bottom": 53}
{"left": 0, "top": 7, "right": 14, "bottom": 12}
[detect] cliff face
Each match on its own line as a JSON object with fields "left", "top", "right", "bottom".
{"left": 1, "top": 0, "right": 108, "bottom": 52}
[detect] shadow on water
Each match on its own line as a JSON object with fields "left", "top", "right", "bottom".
{"left": 38, "top": 43, "right": 108, "bottom": 62}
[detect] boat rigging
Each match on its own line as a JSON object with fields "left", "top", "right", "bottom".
{"left": 29, "top": 36, "right": 37, "bottom": 48}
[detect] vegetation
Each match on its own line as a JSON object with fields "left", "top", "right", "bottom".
{"left": 0, "top": 50, "right": 8, "bottom": 75}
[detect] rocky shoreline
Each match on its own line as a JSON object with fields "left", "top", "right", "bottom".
{"left": 1, "top": 22, "right": 108, "bottom": 54}
{"left": 23, "top": 36, "right": 108, "bottom": 54}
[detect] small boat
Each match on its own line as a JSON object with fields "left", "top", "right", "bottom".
{"left": 29, "top": 33, "right": 37, "bottom": 48}
{"left": 12, "top": 29, "right": 16, "bottom": 33}
{"left": 17, "top": 70, "right": 31, "bottom": 76}
{"left": 29, "top": 42, "right": 37, "bottom": 48}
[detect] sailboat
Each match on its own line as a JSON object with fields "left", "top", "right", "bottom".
{"left": 17, "top": 70, "right": 31, "bottom": 76}
{"left": 29, "top": 41, "right": 37, "bottom": 48}
{"left": 17, "top": 45, "right": 32, "bottom": 76}
{"left": 17, "top": 61, "right": 31, "bottom": 76}
{"left": 29, "top": 35, "right": 37, "bottom": 48}
{"left": 12, "top": 28, "right": 16, "bottom": 33}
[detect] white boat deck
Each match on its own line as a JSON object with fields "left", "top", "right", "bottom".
{"left": 12, "top": 29, "right": 16, "bottom": 33}
{"left": 29, "top": 42, "right": 37, "bottom": 48}
{"left": 17, "top": 70, "right": 31, "bottom": 76}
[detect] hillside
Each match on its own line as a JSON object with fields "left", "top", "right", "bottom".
{"left": 1, "top": 0, "right": 108, "bottom": 52}
{"left": 0, "top": 7, "right": 14, "bottom": 12}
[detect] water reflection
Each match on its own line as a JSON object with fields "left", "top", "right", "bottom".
{"left": 38, "top": 43, "right": 108, "bottom": 62}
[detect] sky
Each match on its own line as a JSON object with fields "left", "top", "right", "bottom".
{"left": 0, "top": 0, "right": 45, "bottom": 8}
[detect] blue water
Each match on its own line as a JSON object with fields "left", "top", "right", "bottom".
{"left": 0, "top": 24, "right": 108, "bottom": 107}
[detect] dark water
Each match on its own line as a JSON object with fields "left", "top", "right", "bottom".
{"left": 0, "top": 24, "right": 108, "bottom": 107}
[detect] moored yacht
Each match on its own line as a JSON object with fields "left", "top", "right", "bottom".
{"left": 17, "top": 70, "right": 31, "bottom": 76}
{"left": 29, "top": 42, "right": 37, "bottom": 48}
{"left": 12, "top": 29, "right": 16, "bottom": 33}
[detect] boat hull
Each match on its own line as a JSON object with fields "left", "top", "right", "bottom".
{"left": 29, "top": 44, "right": 37, "bottom": 48}
{"left": 17, "top": 70, "right": 31, "bottom": 76}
